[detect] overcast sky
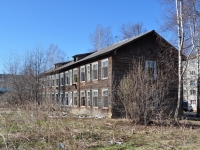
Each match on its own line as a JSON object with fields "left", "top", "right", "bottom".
{"left": 0, "top": 0, "right": 167, "bottom": 73}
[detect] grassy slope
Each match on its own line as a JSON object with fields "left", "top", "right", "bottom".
{"left": 0, "top": 109, "right": 199, "bottom": 150}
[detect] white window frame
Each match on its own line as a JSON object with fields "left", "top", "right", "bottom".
{"left": 51, "top": 93, "right": 55, "bottom": 101}
{"left": 68, "top": 92, "right": 72, "bottom": 106}
{"left": 73, "top": 68, "right": 78, "bottom": 83}
{"left": 80, "top": 90, "right": 86, "bottom": 106}
{"left": 55, "top": 93, "right": 59, "bottom": 103}
{"left": 190, "top": 90, "right": 196, "bottom": 95}
{"left": 92, "top": 90, "right": 98, "bottom": 107}
{"left": 101, "top": 58, "right": 109, "bottom": 79}
{"left": 80, "top": 66, "right": 85, "bottom": 82}
{"left": 60, "top": 73, "right": 64, "bottom": 86}
{"left": 56, "top": 74, "right": 59, "bottom": 86}
{"left": 190, "top": 71, "right": 195, "bottom": 76}
{"left": 65, "top": 71, "right": 69, "bottom": 85}
{"left": 65, "top": 92, "right": 69, "bottom": 106}
{"left": 87, "top": 64, "right": 90, "bottom": 82}
{"left": 87, "top": 90, "right": 91, "bottom": 107}
{"left": 60, "top": 92, "right": 64, "bottom": 106}
{"left": 52, "top": 75, "right": 55, "bottom": 87}
{"left": 145, "top": 60, "right": 157, "bottom": 79}
{"left": 190, "top": 80, "right": 196, "bottom": 86}
{"left": 92, "top": 62, "right": 98, "bottom": 80}
{"left": 69, "top": 70, "right": 72, "bottom": 85}
{"left": 102, "top": 88, "right": 108, "bottom": 108}
{"left": 73, "top": 91, "right": 78, "bottom": 106}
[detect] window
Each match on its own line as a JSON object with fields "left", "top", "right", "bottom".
{"left": 87, "top": 64, "right": 90, "bottom": 82}
{"left": 190, "top": 71, "right": 195, "bottom": 75}
{"left": 69, "top": 70, "right": 72, "bottom": 85}
{"left": 80, "top": 66, "right": 85, "bottom": 82}
{"left": 80, "top": 91, "right": 86, "bottom": 106}
{"left": 65, "top": 92, "right": 69, "bottom": 105}
{"left": 183, "top": 90, "right": 187, "bottom": 95}
{"left": 60, "top": 93, "right": 64, "bottom": 105}
{"left": 145, "top": 60, "right": 156, "bottom": 79}
{"left": 92, "top": 62, "right": 98, "bottom": 80}
{"left": 92, "top": 90, "right": 98, "bottom": 107}
{"left": 73, "top": 68, "right": 78, "bottom": 83}
{"left": 65, "top": 71, "right": 69, "bottom": 85}
{"left": 56, "top": 93, "right": 59, "bottom": 103}
{"left": 190, "top": 90, "right": 196, "bottom": 95}
{"left": 56, "top": 74, "right": 59, "bottom": 86}
{"left": 190, "top": 100, "right": 196, "bottom": 104}
{"left": 183, "top": 72, "right": 187, "bottom": 77}
{"left": 73, "top": 91, "right": 78, "bottom": 106}
{"left": 101, "top": 59, "right": 108, "bottom": 79}
{"left": 52, "top": 75, "right": 55, "bottom": 86}
{"left": 68, "top": 92, "right": 72, "bottom": 106}
{"left": 87, "top": 90, "right": 91, "bottom": 107}
{"left": 51, "top": 93, "right": 54, "bottom": 101}
{"left": 190, "top": 80, "right": 195, "bottom": 86}
{"left": 189, "top": 61, "right": 195, "bottom": 67}
{"left": 102, "top": 89, "right": 108, "bottom": 108}
{"left": 60, "top": 73, "right": 64, "bottom": 86}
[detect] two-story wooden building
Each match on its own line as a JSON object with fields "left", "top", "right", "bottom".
{"left": 43, "top": 30, "right": 178, "bottom": 118}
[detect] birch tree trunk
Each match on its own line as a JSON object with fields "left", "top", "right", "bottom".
{"left": 174, "top": 0, "right": 184, "bottom": 119}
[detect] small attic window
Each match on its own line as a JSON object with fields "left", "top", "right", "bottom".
{"left": 146, "top": 48, "right": 153, "bottom": 55}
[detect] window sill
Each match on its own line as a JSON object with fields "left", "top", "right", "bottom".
{"left": 80, "top": 81, "right": 85, "bottom": 83}
{"left": 92, "top": 79, "right": 98, "bottom": 81}
{"left": 101, "top": 77, "right": 108, "bottom": 80}
{"left": 102, "top": 107, "right": 108, "bottom": 109}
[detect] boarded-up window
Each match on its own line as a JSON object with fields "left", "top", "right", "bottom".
{"left": 102, "top": 89, "right": 108, "bottom": 108}
{"left": 92, "top": 90, "right": 98, "bottom": 107}
{"left": 101, "top": 58, "right": 108, "bottom": 79}
{"left": 92, "top": 62, "right": 98, "bottom": 80}
{"left": 80, "top": 66, "right": 85, "bottom": 82}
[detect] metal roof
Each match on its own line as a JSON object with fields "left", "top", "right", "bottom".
{"left": 46, "top": 30, "right": 155, "bottom": 73}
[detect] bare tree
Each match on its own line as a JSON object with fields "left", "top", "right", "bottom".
{"left": 3, "top": 44, "right": 66, "bottom": 106}
{"left": 116, "top": 59, "right": 172, "bottom": 125}
{"left": 89, "top": 24, "right": 113, "bottom": 51}
{"left": 160, "top": 0, "right": 200, "bottom": 119}
{"left": 119, "top": 22, "right": 146, "bottom": 39}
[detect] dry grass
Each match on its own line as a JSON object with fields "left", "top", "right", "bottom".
{"left": 0, "top": 107, "right": 200, "bottom": 150}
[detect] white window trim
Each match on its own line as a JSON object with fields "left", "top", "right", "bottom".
{"left": 60, "top": 73, "right": 64, "bottom": 86}
{"left": 68, "top": 92, "right": 72, "bottom": 106}
{"left": 80, "top": 90, "right": 86, "bottom": 107}
{"left": 73, "top": 91, "right": 78, "bottom": 106}
{"left": 145, "top": 60, "right": 157, "bottom": 79}
{"left": 102, "top": 88, "right": 108, "bottom": 108}
{"left": 73, "top": 68, "right": 78, "bottom": 83}
{"left": 92, "top": 89, "right": 98, "bottom": 108}
{"left": 52, "top": 75, "right": 55, "bottom": 87}
{"left": 65, "top": 92, "right": 69, "bottom": 106}
{"left": 56, "top": 74, "right": 59, "bottom": 87}
{"left": 101, "top": 58, "right": 109, "bottom": 79}
{"left": 80, "top": 66, "right": 86, "bottom": 82}
{"left": 92, "top": 62, "right": 98, "bottom": 80}
{"left": 65, "top": 71, "right": 69, "bottom": 85}
{"left": 87, "top": 90, "right": 91, "bottom": 107}
{"left": 69, "top": 70, "right": 72, "bottom": 85}
{"left": 87, "top": 64, "right": 90, "bottom": 82}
